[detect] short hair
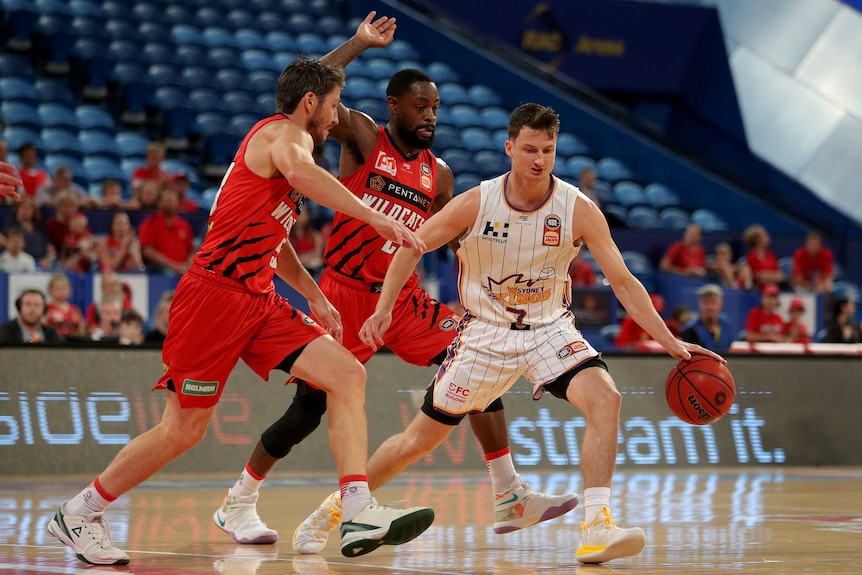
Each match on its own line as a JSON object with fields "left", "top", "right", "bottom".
{"left": 275, "top": 57, "right": 345, "bottom": 115}
{"left": 386, "top": 69, "right": 434, "bottom": 98}
{"left": 19, "top": 142, "right": 37, "bottom": 155}
{"left": 53, "top": 165, "right": 73, "bottom": 178}
{"left": 121, "top": 308, "right": 143, "bottom": 325}
{"left": 11, "top": 196, "right": 41, "bottom": 226}
{"left": 697, "top": 284, "right": 724, "bottom": 299}
{"left": 508, "top": 103, "right": 560, "bottom": 140}
{"left": 47, "top": 272, "right": 70, "bottom": 290}
{"left": 5, "top": 226, "right": 24, "bottom": 240}
{"left": 742, "top": 224, "right": 767, "bottom": 248}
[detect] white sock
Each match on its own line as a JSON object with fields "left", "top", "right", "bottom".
{"left": 584, "top": 487, "right": 611, "bottom": 525}
{"left": 485, "top": 448, "right": 518, "bottom": 494}
{"left": 229, "top": 463, "right": 265, "bottom": 498}
{"left": 66, "top": 477, "right": 114, "bottom": 516}
{"left": 339, "top": 476, "right": 372, "bottom": 522}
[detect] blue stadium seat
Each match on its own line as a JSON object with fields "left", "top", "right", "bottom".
{"left": 467, "top": 84, "right": 501, "bottom": 108}
{"left": 596, "top": 157, "right": 633, "bottom": 183}
{"left": 343, "top": 77, "right": 378, "bottom": 101}
{"left": 256, "top": 11, "right": 286, "bottom": 33}
{"left": 203, "top": 27, "right": 237, "bottom": 49}
{"left": 438, "top": 83, "right": 471, "bottom": 105}
{"left": 831, "top": 280, "right": 859, "bottom": 302}
{"left": 104, "top": 19, "right": 140, "bottom": 41}
{"left": 223, "top": 92, "right": 258, "bottom": 115}
{"left": 691, "top": 209, "right": 729, "bottom": 232}
{"left": 241, "top": 50, "right": 275, "bottom": 73}
{"left": 141, "top": 42, "right": 174, "bottom": 65}
{"left": 626, "top": 206, "right": 662, "bottom": 229}
{"left": 194, "top": 112, "right": 230, "bottom": 137}
{"left": 432, "top": 125, "right": 461, "bottom": 150}
{"left": 644, "top": 182, "right": 681, "bottom": 209}
{"left": 71, "top": 16, "right": 108, "bottom": 41}
{"left": 138, "top": 23, "right": 171, "bottom": 44}
{"left": 208, "top": 47, "right": 241, "bottom": 70}
{"left": 265, "top": 31, "right": 296, "bottom": 53}
{"left": 386, "top": 39, "right": 419, "bottom": 61}
{"left": 659, "top": 207, "right": 691, "bottom": 231}
{"left": 227, "top": 10, "right": 255, "bottom": 30}
{"left": 172, "top": 25, "right": 207, "bottom": 47}
{"left": 556, "top": 133, "right": 589, "bottom": 157}
{"left": 235, "top": 29, "right": 267, "bottom": 50}
{"left": 0, "top": 54, "right": 34, "bottom": 80}
{"left": 256, "top": 93, "right": 276, "bottom": 116}
{"left": 44, "top": 155, "right": 85, "bottom": 180}
{"left": 160, "top": 107, "right": 198, "bottom": 146}
{"left": 180, "top": 67, "right": 214, "bottom": 91}
{"left": 427, "top": 61, "right": 459, "bottom": 83}
{"left": 491, "top": 128, "right": 509, "bottom": 150}
{"left": 440, "top": 148, "right": 473, "bottom": 175}
{"left": 566, "top": 155, "right": 596, "bottom": 178}
{"left": 76, "top": 106, "right": 115, "bottom": 133}
{"left": 79, "top": 130, "right": 120, "bottom": 160}
{"left": 294, "top": 33, "right": 328, "bottom": 56}
{"left": 34, "top": 79, "right": 76, "bottom": 107}
{"left": 230, "top": 114, "right": 258, "bottom": 136}
{"left": 101, "top": 1, "right": 130, "bottom": 22}
{"left": 0, "top": 78, "right": 38, "bottom": 105}
{"left": 778, "top": 256, "right": 793, "bottom": 279}
{"left": 120, "top": 157, "right": 142, "bottom": 181}
{"left": 204, "top": 133, "right": 242, "bottom": 168}
{"left": 162, "top": 159, "right": 200, "bottom": 184}
{"left": 613, "top": 181, "right": 646, "bottom": 207}
{"left": 454, "top": 172, "right": 482, "bottom": 194}
{"left": 69, "top": 0, "right": 106, "bottom": 19}
{"left": 83, "top": 157, "right": 124, "bottom": 183}
{"left": 473, "top": 150, "right": 508, "bottom": 177}
{"left": 2, "top": 127, "right": 41, "bottom": 150}
{"left": 200, "top": 186, "right": 219, "bottom": 211}
{"left": 621, "top": 251, "right": 655, "bottom": 289}
{"left": 108, "top": 40, "right": 142, "bottom": 66}
{"left": 196, "top": 7, "right": 222, "bottom": 28}
{"left": 189, "top": 89, "right": 231, "bottom": 114}
{"left": 460, "top": 127, "right": 494, "bottom": 152}
{"left": 449, "top": 105, "right": 482, "bottom": 129}
{"left": 599, "top": 324, "right": 621, "bottom": 347}
{"left": 4, "top": 0, "right": 39, "bottom": 51}
{"left": 37, "top": 104, "right": 78, "bottom": 132}
{"left": 317, "top": 16, "right": 346, "bottom": 37}
{"left": 177, "top": 45, "right": 209, "bottom": 68}
{"left": 603, "top": 203, "right": 628, "bottom": 228}
{"left": 215, "top": 69, "right": 248, "bottom": 94}
{"left": 41, "top": 128, "right": 83, "bottom": 158}
{"left": 248, "top": 71, "right": 278, "bottom": 95}
{"left": 35, "top": 0, "right": 72, "bottom": 15}
{"left": 115, "top": 132, "right": 150, "bottom": 158}
{"left": 148, "top": 64, "right": 182, "bottom": 90}
{"left": 286, "top": 13, "right": 315, "bottom": 35}
{"left": 552, "top": 161, "right": 572, "bottom": 179}
{"left": 354, "top": 98, "right": 387, "bottom": 123}
{"left": 594, "top": 180, "right": 615, "bottom": 205}
{"left": 1, "top": 102, "right": 41, "bottom": 131}
{"left": 132, "top": 3, "right": 163, "bottom": 25}
{"left": 479, "top": 107, "right": 510, "bottom": 131}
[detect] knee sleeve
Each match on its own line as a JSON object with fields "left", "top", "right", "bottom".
{"left": 260, "top": 381, "right": 328, "bottom": 459}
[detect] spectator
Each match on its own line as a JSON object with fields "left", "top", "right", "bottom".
{"left": 578, "top": 167, "right": 601, "bottom": 207}
{"left": 90, "top": 296, "right": 123, "bottom": 341}
{"left": 85, "top": 272, "right": 133, "bottom": 328}
{"left": 665, "top": 304, "right": 693, "bottom": 338}
{"left": 169, "top": 171, "right": 199, "bottom": 213}
{"left": 782, "top": 298, "right": 810, "bottom": 344}
{"left": 16, "top": 143, "right": 50, "bottom": 199}
{"left": 128, "top": 180, "right": 161, "bottom": 211}
{"left": 0, "top": 227, "right": 37, "bottom": 272}
{"left": 568, "top": 250, "right": 596, "bottom": 287}
{"left": 144, "top": 290, "right": 173, "bottom": 344}
{"left": 743, "top": 224, "right": 786, "bottom": 290}
{"left": 744, "top": 283, "right": 787, "bottom": 343}
{"left": 0, "top": 138, "right": 24, "bottom": 198}
{"left": 138, "top": 188, "right": 194, "bottom": 275}
{"left": 614, "top": 293, "right": 666, "bottom": 349}
{"left": 3, "top": 196, "right": 55, "bottom": 266}
{"left": 95, "top": 179, "right": 131, "bottom": 210}
{"left": 707, "top": 242, "right": 752, "bottom": 290}
{"left": 59, "top": 213, "right": 97, "bottom": 273}
{"left": 823, "top": 298, "right": 862, "bottom": 344}
{"left": 44, "top": 272, "right": 86, "bottom": 339}
{"left": 680, "top": 284, "right": 734, "bottom": 353}
{"left": 791, "top": 231, "right": 833, "bottom": 295}
{"left": 130, "top": 142, "right": 170, "bottom": 191}
{"left": 118, "top": 308, "right": 144, "bottom": 345}
{"left": 45, "top": 192, "right": 83, "bottom": 254}
{"left": 96, "top": 211, "right": 145, "bottom": 273}
{"left": 289, "top": 208, "right": 323, "bottom": 277}
{"left": 35, "top": 165, "right": 90, "bottom": 207}
{"left": 0, "top": 289, "right": 62, "bottom": 344}
{"left": 659, "top": 223, "right": 706, "bottom": 278}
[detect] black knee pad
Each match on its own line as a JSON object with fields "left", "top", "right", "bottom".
{"left": 261, "top": 381, "right": 328, "bottom": 459}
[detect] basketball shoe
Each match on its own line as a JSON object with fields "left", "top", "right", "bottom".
{"left": 340, "top": 501, "right": 435, "bottom": 557}
{"left": 575, "top": 506, "right": 645, "bottom": 564}
{"left": 214, "top": 491, "right": 279, "bottom": 544}
{"left": 47, "top": 503, "right": 130, "bottom": 565}
{"left": 493, "top": 481, "right": 580, "bottom": 534}
{"left": 292, "top": 491, "right": 342, "bottom": 553}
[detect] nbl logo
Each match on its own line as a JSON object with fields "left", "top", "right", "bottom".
{"left": 482, "top": 221, "right": 509, "bottom": 238}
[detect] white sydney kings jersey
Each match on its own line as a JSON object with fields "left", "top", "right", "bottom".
{"left": 456, "top": 174, "right": 580, "bottom": 327}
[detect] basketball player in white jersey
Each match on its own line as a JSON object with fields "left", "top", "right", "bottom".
{"left": 348, "top": 103, "right": 725, "bottom": 564}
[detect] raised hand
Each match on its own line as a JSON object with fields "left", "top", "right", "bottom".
{"left": 354, "top": 10, "right": 397, "bottom": 48}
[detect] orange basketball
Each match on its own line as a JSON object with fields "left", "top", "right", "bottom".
{"left": 665, "top": 356, "right": 735, "bottom": 425}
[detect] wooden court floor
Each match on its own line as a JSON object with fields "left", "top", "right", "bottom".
{"left": 1, "top": 467, "right": 860, "bottom": 574}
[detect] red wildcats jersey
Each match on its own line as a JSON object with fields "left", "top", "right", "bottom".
{"left": 194, "top": 115, "right": 303, "bottom": 294}
{"left": 324, "top": 126, "right": 438, "bottom": 283}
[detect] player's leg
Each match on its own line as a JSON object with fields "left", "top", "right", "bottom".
{"left": 543, "top": 361, "right": 645, "bottom": 564}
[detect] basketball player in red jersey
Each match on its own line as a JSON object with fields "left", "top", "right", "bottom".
{"left": 47, "top": 33, "right": 436, "bottom": 565}
{"left": 213, "top": 13, "right": 578, "bottom": 554}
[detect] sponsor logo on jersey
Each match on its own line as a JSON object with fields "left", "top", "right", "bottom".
{"left": 543, "top": 214, "right": 561, "bottom": 246}
{"left": 485, "top": 272, "right": 553, "bottom": 305}
{"left": 439, "top": 317, "right": 458, "bottom": 331}
{"left": 181, "top": 379, "right": 219, "bottom": 396}
{"left": 363, "top": 173, "right": 433, "bottom": 212}
{"left": 420, "top": 174, "right": 432, "bottom": 191}
{"left": 369, "top": 174, "right": 386, "bottom": 192}
{"left": 446, "top": 382, "right": 470, "bottom": 403}
{"left": 401, "top": 162, "right": 413, "bottom": 172}
{"left": 420, "top": 163, "right": 431, "bottom": 175}
{"left": 482, "top": 221, "right": 509, "bottom": 241}
{"left": 556, "top": 341, "right": 588, "bottom": 359}
{"left": 375, "top": 151, "right": 397, "bottom": 176}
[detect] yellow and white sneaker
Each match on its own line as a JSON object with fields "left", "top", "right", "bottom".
{"left": 575, "top": 506, "right": 645, "bottom": 564}
{"left": 292, "top": 491, "right": 342, "bottom": 554}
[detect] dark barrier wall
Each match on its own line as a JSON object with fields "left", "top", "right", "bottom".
{"left": 1, "top": 349, "right": 859, "bottom": 477}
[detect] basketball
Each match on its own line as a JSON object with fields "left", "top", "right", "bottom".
{"left": 665, "top": 356, "right": 735, "bottom": 425}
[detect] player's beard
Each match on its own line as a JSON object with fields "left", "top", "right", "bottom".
{"left": 396, "top": 123, "right": 434, "bottom": 150}
{"left": 307, "top": 110, "right": 330, "bottom": 146}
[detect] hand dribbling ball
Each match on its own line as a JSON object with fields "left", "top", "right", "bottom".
{"left": 665, "top": 356, "right": 735, "bottom": 425}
